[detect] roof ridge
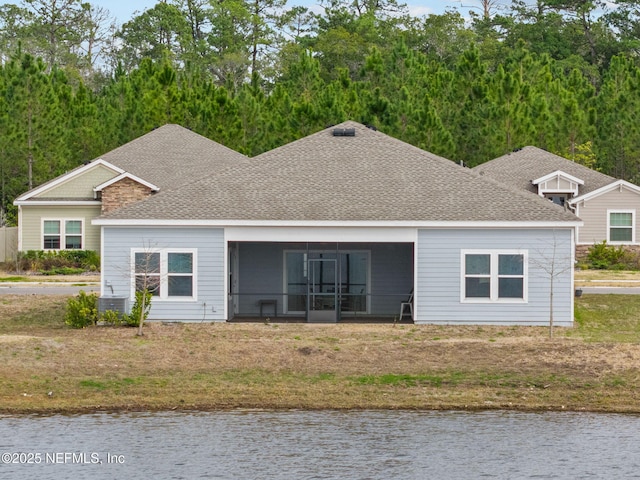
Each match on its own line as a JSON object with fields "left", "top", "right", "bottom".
{"left": 99, "top": 122, "right": 579, "bottom": 223}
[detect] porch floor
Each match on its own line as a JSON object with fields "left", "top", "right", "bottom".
{"left": 228, "top": 316, "right": 414, "bottom": 324}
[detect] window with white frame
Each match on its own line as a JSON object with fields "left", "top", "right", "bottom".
{"left": 43, "top": 220, "right": 83, "bottom": 249}
{"left": 133, "top": 249, "right": 196, "bottom": 300}
{"left": 608, "top": 211, "right": 634, "bottom": 243}
{"left": 462, "top": 250, "right": 527, "bottom": 302}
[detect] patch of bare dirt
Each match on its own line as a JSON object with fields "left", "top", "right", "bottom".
{"left": 575, "top": 269, "right": 640, "bottom": 287}
{"left": 0, "top": 335, "right": 37, "bottom": 342}
{"left": 0, "top": 269, "right": 99, "bottom": 283}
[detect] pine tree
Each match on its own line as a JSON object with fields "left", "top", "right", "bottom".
{"left": 595, "top": 55, "right": 640, "bottom": 181}
{"left": 2, "top": 53, "right": 69, "bottom": 192}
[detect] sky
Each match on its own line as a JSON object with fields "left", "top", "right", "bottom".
{"left": 93, "top": 0, "right": 457, "bottom": 25}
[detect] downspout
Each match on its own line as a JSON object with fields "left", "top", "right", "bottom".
{"left": 565, "top": 200, "right": 577, "bottom": 215}
{"left": 17, "top": 205, "right": 23, "bottom": 252}
{"left": 305, "top": 242, "right": 310, "bottom": 322}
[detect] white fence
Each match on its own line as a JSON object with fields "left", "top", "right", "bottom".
{"left": 0, "top": 227, "right": 18, "bottom": 263}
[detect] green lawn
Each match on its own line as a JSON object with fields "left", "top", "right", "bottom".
{"left": 571, "top": 294, "right": 640, "bottom": 342}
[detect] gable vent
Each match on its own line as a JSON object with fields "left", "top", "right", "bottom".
{"left": 333, "top": 128, "right": 356, "bottom": 137}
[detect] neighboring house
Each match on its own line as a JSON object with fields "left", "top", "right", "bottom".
{"left": 93, "top": 122, "right": 581, "bottom": 326}
{"left": 13, "top": 125, "right": 248, "bottom": 252}
{"left": 472, "top": 146, "right": 640, "bottom": 257}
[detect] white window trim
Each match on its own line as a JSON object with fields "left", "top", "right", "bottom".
{"left": 42, "top": 218, "right": 84, "bottom": 250}
{"left": 460, "top": 250, "right": 528, "bottom": 304}
{"left": 607, "top": 209, "right": 636, "bottom": 244}
{"left": 130, "top": 248, "right": 198, "bottom": 301}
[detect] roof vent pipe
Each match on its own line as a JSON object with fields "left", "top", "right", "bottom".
{"left": 333, "top": 128, "right": 356, "bottom": 136}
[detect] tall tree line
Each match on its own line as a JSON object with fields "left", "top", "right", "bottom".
{"left": 2, "top": 0, "right": 640, "bottom": 224}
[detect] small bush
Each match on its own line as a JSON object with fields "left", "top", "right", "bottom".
{"left": 65, "top": 291, "right": 98, "bottom": 328}
{"left": 122, "top": 290, "right": 152, "bottom": 327}
{"left": 16, "top": 250, "right": 100, "bottom": 273}
{"left": 40, "top": 267, "right": 86, "bottom": 275}
{"left": 99, "top": 309, "right": 122, "bottom": 326}
{"left": 587, "top": 241, "right": 638, "bottom": 270}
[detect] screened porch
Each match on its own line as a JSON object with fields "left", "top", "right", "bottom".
{"left": 228, "top": 242, "right": 414, "bottom": 323}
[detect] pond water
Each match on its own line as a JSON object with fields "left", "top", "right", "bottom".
{"left": 1, "top": 409, "right": 639, "bottom": 479}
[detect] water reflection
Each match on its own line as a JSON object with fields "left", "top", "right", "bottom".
{"left": 1, "top": 410, "right": 639, "bottom": 479}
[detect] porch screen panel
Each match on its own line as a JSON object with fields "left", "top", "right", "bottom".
{"left": 286, "top": 252, "right": 306, "bottom": 312}
{"left": 311, "top": 256, "right": 336, "bottom": 293}
{"left": 340, "top": 252, "right": 367, "bottom": 312}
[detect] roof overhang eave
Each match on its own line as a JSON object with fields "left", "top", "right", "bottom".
{"left": 532, "top": 170, "right": 585, "bottom": 186}
{"left": 14, "top": 200, "right": 102, "bottom": 206}
{"left": 569, "top": 179, "right": 640, "bottom": 205}
{"left": 92, "top": 218, "right": 583, "bottom": 228}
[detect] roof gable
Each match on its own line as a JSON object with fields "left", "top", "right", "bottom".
{"left": 94, "top": 173, "right": 160, "bottom": 193}
{"left": 532, "top": 170, "right": 584, "bottom": 197}
{"left": 15, "top": 160, "right": 123, "bottom": 203}
{"left": 97, "top": 124, "right": 249, "bottom": 190}
{"left": 98, "top": 122, "right": 579, "bottom": 224}
{"left": 570, "top": 179, "right": 640, "bottom": 204}
{"left": 16, "top": 124, "right": 248, "bottom": 207}
{"left": 473, "top": 146, "right": 615, "bottom": 196}
{"left": 532, "top": 170, "right": 584, "bottom": 186}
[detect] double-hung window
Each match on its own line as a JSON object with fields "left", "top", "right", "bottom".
{"left": 133, "top": 249, "right": 196, "bottom": 300}
{"left": 43, "top": 220, "right": 83, "bottom": 250}
{"left": 134, "top": 251, "right": 161, "bottom": 296}
{"left": 608, "top": 211, "right": 634, "bottom": 243}
{"left": 462, "top": 250, "right": 527, "bottom": 302}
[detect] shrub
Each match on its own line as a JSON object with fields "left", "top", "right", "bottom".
{"left": 99, "top": 309, "right": 122, "bottom": 326}
{"left": 122, "top": 290, "right": 152, "bottom": 327}
{"left": 40, "top": 267, "right": 86, "bottom": 275}
{"left": 16, "top": 250, "right": 100, "bottom": 273}
{"left": 587, "top": 241, "right": 639, "bottom": 270}
{"left": 65, "top": 291, "right": 98, "bottom": 328}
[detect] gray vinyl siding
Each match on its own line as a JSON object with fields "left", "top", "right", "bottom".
{"left": 237, "top": 242, "right": 413, "bottom": 316}
{"left": 416, "top": 228, "right": 574, "bottom": 326}
{"left": 102, "top": 226, "right": 225, "bottom": 321}
{"left": 576, "top": 188, "right": 640, "bottom": 244}
{"left": 20, "top": 205, "right": 102, "bottom": 251}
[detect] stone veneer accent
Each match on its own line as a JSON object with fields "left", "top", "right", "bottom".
{"left": 101, "top": 177, "right": 154, "bottom": 214}
{"left": 575, "top": 245, "right": 591, "bottom": 262}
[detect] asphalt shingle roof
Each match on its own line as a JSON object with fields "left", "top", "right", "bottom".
{"left": 102, "top": 122, "right": 578, "bottom": 223}
{"left": 17, "top": 124, "right": 248, "bottom": 201}
{"left": 472, "top": 146, "right": 616, "bottom": 197}
{"left": 99, "top": 124, "right": 249, "bottom": 190}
